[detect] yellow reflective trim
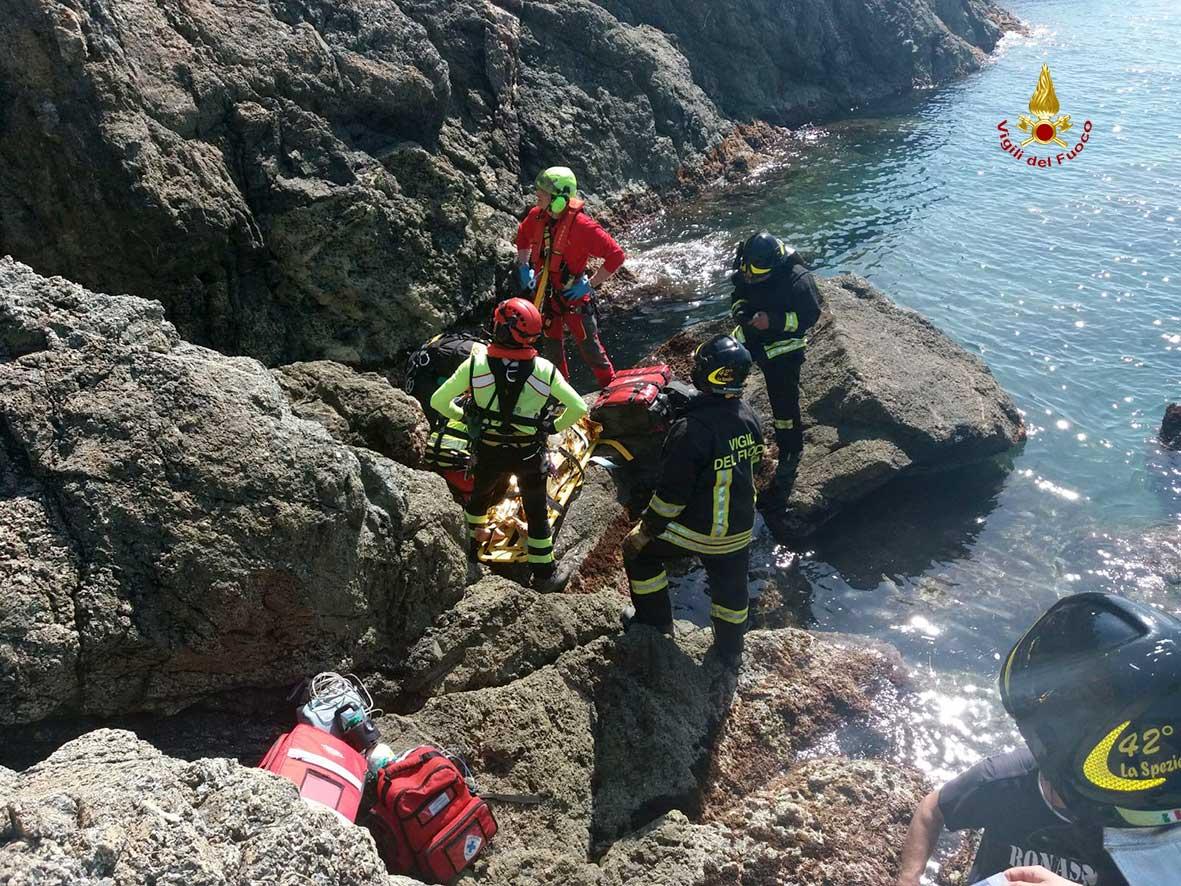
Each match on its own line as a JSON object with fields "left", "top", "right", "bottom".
{"left": 663, "top": 521, "right": 750, "bottom": 546}
{"left": 731, "top": 325, "right": 745, "bottom": 344}
{"left": 527, "top": 551, "right": 555, "bottom": 564}
{"left": 629, "top": 572, "right": 669, "bottom": 595}
{"left": 465, "top": 512, "right": 489, "bottom": 524}
{"left": 1082, "top": 721, "right": 1167, "bottom": 792}
{"left": 745, "top": 264, "right": 772, "bottom": 275}
{"left": 648, "top": 494, "right": 685, "bottom": 518}
{"left": 710, "top": 603, "right": 748, "bottom": 625}
{"left": 773, "top": 419, "right": 795, "bottom": 430}
{"left": 659, "top": 523, "right": 751, "bottom": 555}
{"left": 783, "top": 312, "right": 799, "bottom": 332}
{"left": 765, "top": 338, "right": 807, "bottom": 358}
{"left": 712, "top": 468, "right": 732, "bottom": 538}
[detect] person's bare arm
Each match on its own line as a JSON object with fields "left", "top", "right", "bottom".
{"left": 1005, "top": 867, "right": 1073, "bottom": 885}
{"left": 897, "top": 789, "right": 944, "bottom": 886}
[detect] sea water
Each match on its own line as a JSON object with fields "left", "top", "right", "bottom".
{"left": 605, "top": 0, "right": 1181, "bottom": 782}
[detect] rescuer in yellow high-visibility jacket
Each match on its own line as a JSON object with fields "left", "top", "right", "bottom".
{"left": 431, "top": 298, "right": 587, "bottom": 586}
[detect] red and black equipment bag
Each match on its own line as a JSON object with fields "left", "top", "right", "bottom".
{"left": 589, "top": 364, "right": 674, "bottom": 438}
{"left": 259, "top": 724, "right": 368, "bottom": 823}
{"left": 368, "top": 745, "right": 497, "bottom": 883}
{"left": 404, "top": 333, "right": 486, "bottom": 413}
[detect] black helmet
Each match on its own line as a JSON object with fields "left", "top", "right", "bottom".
{"left": 735, "top": 232, "right": 794, "bottom": 283}
{"left": 1000, "top": 592, "right": 1181, "bottom": 828}
{"left": 691, "top": 334, "right": 752, "bottom": 397}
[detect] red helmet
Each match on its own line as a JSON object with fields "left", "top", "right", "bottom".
{"left": 493, "top": 297, "right": 543, "bottom": 346}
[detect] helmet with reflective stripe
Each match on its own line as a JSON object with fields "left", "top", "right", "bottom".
{"left": 736, "top": 232, "right": 794, "bottom": 283}
{"left": 1000, "top": 592, "right": 1181, "bottom": 827}
{"left": 535, "top": 166, "right": 578, "bottom": 215}
{"left": 493, "top": 297, "right": 543, "bottom": 347}
{"left": 691, "top": 334, "right": 752, "bottom": 397}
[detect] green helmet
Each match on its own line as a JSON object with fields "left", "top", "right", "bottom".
{"left": 535, "top": 166, "right": 578, "bottom": 214}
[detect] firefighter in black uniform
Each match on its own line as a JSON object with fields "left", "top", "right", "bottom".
{"left": 730, "top": 232, "right": 821, "bottom": 517}
{"left": 621, "top": 334, "right": 765, "bottom": 666}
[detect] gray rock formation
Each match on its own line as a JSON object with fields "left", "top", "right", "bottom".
{"left": 0, "top": 258, "right": 467, "bottom": 726}
{"left": 1, "top": 625, "right": 926, "bottom": 885}
{"left": 0, "top": 0, "right": 1010, "bottom": 364}
{"left": 273, "top": 360, "right": 428, "bottom": 467}
{"left": 1162, "top": 403, "right": 1181, "bottom": 450}
{"left": 0, "top": 728, "right": 427, "bottom": 885}
{"left": 651, "top": 273, "right": 1025, "bottom": 537}
{"left": 589, "top": 0, "right": 1010, "bottom": 123}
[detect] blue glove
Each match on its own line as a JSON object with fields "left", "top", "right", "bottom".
{"left": 516, "top": 266, "right": 535, "bottom": 292}
{"left": 562, "top": 275, "right": 592, "bottom": 301}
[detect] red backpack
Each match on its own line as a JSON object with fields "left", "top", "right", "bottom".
{"left": 589, "top": 364, "right": 674, "bottom": 438}
{"left": 259, "top": 724, "right": 368, "bottom": 823}
{"left": 367, "top": 745, "right": 497, "bottom": 883}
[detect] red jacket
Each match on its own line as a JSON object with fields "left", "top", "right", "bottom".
{"left": 515, "top": 207, "right": 626, "bottom": 281}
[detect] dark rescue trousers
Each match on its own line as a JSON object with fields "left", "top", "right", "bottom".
{"left": 464, "top": 442, "right": 554, "bottom": 578}
{"left": 623, "top": 536, "right": 749, "bottom": 661}
{"left": 543, "top": 301, "right": 615, "bottom": 389}
{"left": 760, "top": 356, "right": 803, "bottom": 457}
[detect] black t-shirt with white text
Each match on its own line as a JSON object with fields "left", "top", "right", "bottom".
{"left": 938, "top": 749, "right": 1127, "bottom": 886}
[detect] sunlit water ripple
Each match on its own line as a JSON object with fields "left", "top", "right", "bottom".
{"left": 597, "top": 0, "right": 1181, "bottom": 784}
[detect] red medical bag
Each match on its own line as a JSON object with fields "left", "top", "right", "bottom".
{"left": 589, "top": 364, "right": 674, "bottom": 437}
{"left": 259, "top": 724, "right": 368, "bottom": 822}
{"left": 367, "top": 745, "right": 497, "bottom": 883}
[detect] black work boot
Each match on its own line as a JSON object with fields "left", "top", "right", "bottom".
{"left": 530, "top": 561, "right": 557, "bottom": 591}
{"left": 708, "top": 618, "right": 745, "bottom": 671}
{"left": 620, "top": 605, "right": 674, "bottom": 637}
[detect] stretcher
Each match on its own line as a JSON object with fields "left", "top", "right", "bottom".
{"left": 477, "top": 417, "right": 601, "bottom": 564}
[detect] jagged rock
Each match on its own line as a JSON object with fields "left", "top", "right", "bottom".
{"left": 380, "top": 623, "right": 905, "bottom": 878}
{"left": 0, "top": 0, "right": 1007, "bottom": 363}
{"left": 1162, "top": 403, "right": 1181, "bottom": 450}
{"left": 397, "top": 575, "right": 623, "bottom": 697}
{"left": 0, "top": 258, "right": 467, "bottom": 725}
{"left": 273, "top": 360, "right": 428, "bottom": 467}
{"left": 704, "top": 757, "right": 927, "bottom": 885}
{"left": 0, "top": 729, "right": 426, "bottom": 885}
{"left": 589, "top": 0, "right": 1008, "bottom": 123}
{"left": 651, "top": 273, "right": 1025, "bottom": 537}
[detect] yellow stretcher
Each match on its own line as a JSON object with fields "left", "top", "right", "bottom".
{"left": 477, "top": 417, "right": 601, "bottom": 564}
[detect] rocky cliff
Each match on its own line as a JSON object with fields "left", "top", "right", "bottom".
{"left": 1, "top": 0, "right": 1010, "bottom": 365}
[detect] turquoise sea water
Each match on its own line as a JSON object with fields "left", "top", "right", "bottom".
{"left": 606, "top": 0, "right": 1181, "bottom": 781}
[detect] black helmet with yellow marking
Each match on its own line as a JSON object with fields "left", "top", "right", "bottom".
{"left": 691, "top": 334, "right": 752, "bottom": 397}
{"left": 1000, "top": 592, "right": 1181, "bottom": 827}
{"left": 735, "top": 232, "right": 795, "bottom": 284}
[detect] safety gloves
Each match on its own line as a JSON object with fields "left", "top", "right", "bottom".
{"left": 516, "top": 265, "right": 536, "bottom": 292}
{"left": 562, "top": 274, "right": 593, "bottom": 303}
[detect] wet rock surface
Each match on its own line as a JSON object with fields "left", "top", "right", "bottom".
{"left": 1, "top": 0, "right": 1009, "bottom": 364}
{"left": 651, "top": 273, "right": 1026, "bottom": 537}
{"left": 1162, "top": 403, "right": 1181, "bottom": 450}
{"left": 0, "top": 259, "right": 467, "bottom": 726}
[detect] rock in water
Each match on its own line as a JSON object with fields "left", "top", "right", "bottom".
{"left": 0, "top": 0, "right": 1010, "bottom": 363}
{"left": 651, "top": 274, "right": 1025, "bottom": 537}
{"left": 1162, "top": 403, "right": 1181, "bottom": 450}
{"left": 0, "top": 258, "right": 467, "bottom": 726}
{"left": 0, "top": 729, "right": 427, "bottom": 885}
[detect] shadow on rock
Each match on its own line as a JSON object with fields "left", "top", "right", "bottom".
{"left": 808, "top": 457, "right": 1011, "bottom": 590}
